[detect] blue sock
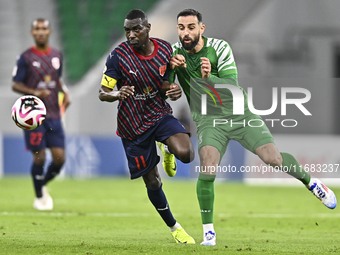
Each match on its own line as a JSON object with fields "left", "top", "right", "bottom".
{"left": 147, "top": 184, "right": 176, "bottom": 227}
{"left": 31, "top": 163, "right": 44, "bottom": 198}
{"left": 44, "top": 163, "right": 62, "bottom": 185}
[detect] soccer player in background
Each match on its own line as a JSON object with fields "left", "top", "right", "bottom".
{"left": 12, "top": 18, "right": 71, "bottom": 210}
{"left": 98, "top": 9, "right": 195, "bottom": 244}
{"left": 169, "top": 9, "right": 337, "bottom": 246}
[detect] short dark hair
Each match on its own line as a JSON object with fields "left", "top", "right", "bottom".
{"left": 125, "top": 9, "right": 148, "bottom": 22}
{"left": 177, "top": 9, "right": 202, "bottom": 23}
{"left": 31, "top": 18, "right": 50, "bottom": 28}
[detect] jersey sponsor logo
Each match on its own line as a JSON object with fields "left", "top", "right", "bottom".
{"left": 159, "top": 65, "right": 166, "bottom": 76}
{"left": 103, "top": 64, "right": 107, "bottom": 73}
{"left": 134, "top": 91, "right": 158, "bottom": 100}
{"left": 51, "top": 57, "right": 60, "bottom": 70}
{"left": 32, "top": 61, "right": 41, "bottom": 68}
{"left": 38, "top": 80, "right": 56, "bottom": 89}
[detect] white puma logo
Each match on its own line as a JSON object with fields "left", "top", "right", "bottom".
{"left": 35, "top": 175, "right": 44, "bottom": 180}
{"left": 129, "top": 70, "right": 138, "bottom": 76}
{"left": 32, "top": 61, "right": 41, "bottom": 68}
{"left": 157, "top": 205, "right": 169, "bottom": 211}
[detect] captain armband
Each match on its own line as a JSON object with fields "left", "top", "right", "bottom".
{"left": 101, "top": 74, "right": 117, "bottom": 89}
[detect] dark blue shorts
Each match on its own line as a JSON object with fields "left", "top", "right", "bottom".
{"left": 122, "top": 114, "right": 188, "bottom": 179}
{"left": 24, "top": 119, "right": 65, "bottom": 152}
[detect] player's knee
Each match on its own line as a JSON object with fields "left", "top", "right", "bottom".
{"left": 263, "top": 154, "right": 282, "bottom": 167}
{"left": 33, "top": 152, "right": 45, "bottom": 165}
{"left": 53, "top": 157, "right": 65, "bottom": 166}
{"left": 176, "top": 146, "right": 194, "bottom": 163}
{"left": 34, "top": 158, "right": 45, "bottom": 165}
{"left": 52, "top": 152, "right": 66, "bottom": 166}
{"left": 146, "top": 178, "right": 161, "bottom": 190}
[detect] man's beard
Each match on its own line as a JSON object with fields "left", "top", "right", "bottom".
{"left": 180, "top": 34, "right": 200, "bottom": 51}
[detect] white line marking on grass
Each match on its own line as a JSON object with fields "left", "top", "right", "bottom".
{"left": 218, "top": 213, "right": 340, "bottom": 218}
{"left": 1, "top": 212, "right": 151, "bottom": 217}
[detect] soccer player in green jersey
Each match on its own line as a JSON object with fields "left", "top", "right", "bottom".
{"left": 169, "top": 9, "right": 337, "bottom": 246}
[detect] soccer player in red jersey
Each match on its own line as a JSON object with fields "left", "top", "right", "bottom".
{"left": 99, "top": 9, "right": 195, "bottom": 244}
{"left": 12, "top": 18, "right": 71, "bottom": 210}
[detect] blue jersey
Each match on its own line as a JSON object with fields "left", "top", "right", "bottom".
{"left": 12, "top": 46, "right": 63, "bottom": 120}
{"left": 101, "top": 38, "right": 173, "bottom": 140}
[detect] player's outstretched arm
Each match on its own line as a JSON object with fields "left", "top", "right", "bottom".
{"left": 99, "top": 85, "right": 134, "bottom": 102}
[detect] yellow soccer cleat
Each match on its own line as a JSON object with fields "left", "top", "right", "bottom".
{"left": 171, "top": 227, "right": 195, "bottom": 244}
{"left": 157, "top": 142, "right": 177, "bottom": 177}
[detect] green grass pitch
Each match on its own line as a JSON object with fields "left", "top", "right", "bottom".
{"left": 0, "top": 177, "right": 339, "bottom": 254}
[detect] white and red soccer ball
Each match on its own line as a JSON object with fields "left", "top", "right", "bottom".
{"left": 11, "top": 95, "right": 46, "bottom": 130}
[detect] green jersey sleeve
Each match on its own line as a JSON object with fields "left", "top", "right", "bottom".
{"left": 205, "top": 37, "right": 237, "bottom": 78}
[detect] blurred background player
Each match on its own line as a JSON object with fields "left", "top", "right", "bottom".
{"left": 170, "top": 8, "right": 337, "bottom": 245}
{"left": 12, "top": 18, "right": 71, "bottom": 210}
{"left": 98, "top": 9, "right": 195, "bottom": 244}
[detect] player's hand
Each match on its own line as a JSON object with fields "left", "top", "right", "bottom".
{"left": 200, "top": 57, "right": 211, "bottom": 78}
{"left": 118, "top": 86, "right": 134, "bottom": 100}
{"left": 166, "top": 83, "right": 182, "bottom": 101}
{"left": 34, "top": 89, "right": 51, "bottom": 99}
{"left": 170, "top": 54, "right": 187, "bottom": 69}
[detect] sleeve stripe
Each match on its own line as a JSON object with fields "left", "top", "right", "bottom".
{"left": 218, "top": 52, "right": 235, "bottom": 71}
{"left": 217, "top": 44, "right": 230, "bottom": 68}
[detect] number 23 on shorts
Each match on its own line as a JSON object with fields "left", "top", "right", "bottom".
{"left": 30, "top": 132, "right": 43, "bottom": 146}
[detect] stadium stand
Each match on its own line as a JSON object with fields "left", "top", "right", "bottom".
{"left": 56, "top": 0, "right": 159, "bottom": 82}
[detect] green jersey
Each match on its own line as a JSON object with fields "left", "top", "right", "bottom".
{"left": 171, "top": 36, "right": 250, "bottom": 122}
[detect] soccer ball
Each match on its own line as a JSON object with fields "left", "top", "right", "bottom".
{"left": 11, "top": 95, "right": 46, "bottom": 130}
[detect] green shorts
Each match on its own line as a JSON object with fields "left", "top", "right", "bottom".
{"left": 196, "top": 114, "right": 274, "bottom": 160}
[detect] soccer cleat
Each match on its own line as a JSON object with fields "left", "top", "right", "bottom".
{"left": 33, "top": 186, "right": 53, "bottom": 210}
{"left": 171, "top": 227, "right": 195, "bottom": 244}
{"left": 307, "top": 177, "right": 337, "bottom": 209}
{"left": 200, "top": 231, "right": 216, "bottom": 246}
{"left": 157, "top": 142, "right": 177, "bottom": 177}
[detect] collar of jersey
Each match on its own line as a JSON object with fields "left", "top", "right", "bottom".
{"left": 130, "top": 38, "right": 158, "bottom": 60}
{"left": 31, "top": 46, "right": 51, "bottom": 56}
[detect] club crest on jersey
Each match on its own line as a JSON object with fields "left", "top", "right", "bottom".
{"left": 159, "top": 65, "right": 166, "bottom": 76}
{"left": 44, "top": 75, "right": 51, "bottom": 82}
{"left": 51, "top": 57, "right": 60, "bottom": 70}
{"left": 143, "top": 87, "right": 153, "bottom": 94}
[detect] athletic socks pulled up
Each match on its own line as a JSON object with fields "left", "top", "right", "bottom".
{"left": 31, "top": 163, "right": 44, "bottom": 198}
{"left": 196, "top": 172, "right": 216, "bottom": 224}
{"left": 147, "top": 184, "right": 176, "bottom": 227}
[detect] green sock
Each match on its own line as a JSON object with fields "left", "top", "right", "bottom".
{"left": 281, "top": 152, "right": 310, "bottom": 185}
{"left": 196, "top": 172, "right": 216, "bottom": 224}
